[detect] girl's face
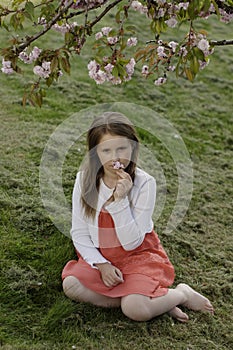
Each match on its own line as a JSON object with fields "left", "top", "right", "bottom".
{"left": 96, "top": 133, "right": 133, "bottom": 173}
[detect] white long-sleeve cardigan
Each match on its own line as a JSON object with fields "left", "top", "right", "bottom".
{"left": 71, "top": 167, "right": 156, "bottom": 267}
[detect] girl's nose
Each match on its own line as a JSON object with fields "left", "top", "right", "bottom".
{"left": 112, "top": 150, "right": 119, "bottom": 160}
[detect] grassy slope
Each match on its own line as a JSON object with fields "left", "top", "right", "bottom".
{"left": 0, "top": 6, "right": 233, "bottom": 350}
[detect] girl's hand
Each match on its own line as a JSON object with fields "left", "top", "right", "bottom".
{"left": 114, "top": 170, "right": 133, "bottom": 201}
{"left": 95, "top": 262, "right": 124, "bottom": 288}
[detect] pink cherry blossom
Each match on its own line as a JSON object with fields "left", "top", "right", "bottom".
{"left": 33, "top": 61, "right": 51, "bottom": 78}
{"left": 125, "top": 58, "right": 136, "bottom": 76}
{"left": 52, "top": 23, "right": 70, "bottom": 34}
{"left": 168, "top": 41, "right": 178, "bottom": 53}
{"left": 165, "top": 17, "right": 178, "bottom": 28}
{"left": 112, "top": 161, "right": 125, "bottom": 169}
{"left": 178, "top": 2, "right": 189, "bottom": 10}
{"left": 101, "top": 27, "right": 112, "bottom": 36}
{"left": 95, "top": 32, "right": 103, "bottom": 40}
{"left": 130, "top": 1, "right": 148, "bottom": 14}
{"left": 127, "top": 37, "right": 138, "bottom": 47}
{"left": 104, "top": 63, "right": 114, "bottom": 73}
{"left": 197, "top": 38, "right": 210, "bottom": 54}
{"left": 154, "top": 77, "right": 167, "bottom": 85}
{"left": 1, "top": 59, "right": 14, "bottom": 74}
{"left": 107, "top": 36, "right": 118, "bottom": 45}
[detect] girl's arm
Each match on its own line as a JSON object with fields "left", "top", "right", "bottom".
{"left": 71, "top": 174, "right": 110, "bottom": 267}
{"left": 105, "top": 173, "right": 156, "bottom": 250}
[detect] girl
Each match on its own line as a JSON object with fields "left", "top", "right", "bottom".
{"left": 62, "top": 112, "right": 214, "bottom": 322}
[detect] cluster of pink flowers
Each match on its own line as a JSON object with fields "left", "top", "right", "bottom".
{"left": 19, "top": 46, "right": 42, "bottom": 64}
{"left": 52, "top": 22, "right": 78, "bottom": 34}
{"left": 112, "top": 160, "right": 125, "bottom": 169}
{"left": 1, "top": 59, "right": 14, "bottom": 74}
{"left": 95, "top": 26, "right": 117, "bottom": 44}
{"left": 87, "top": 58, "right": 136, "bottom": 85}
{"left": 33, "top": 61, "right": 51, "bottom": 79}
{"left": 219, "top": 8, "right": 233, "bottom": 23}
{"left": 130, "top": 1, "right": 148, "bottom": 14}
{"left": 142, "top": 39, "right": 177, "bottom": 83}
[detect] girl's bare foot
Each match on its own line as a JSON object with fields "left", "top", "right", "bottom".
{"left": 168, "top": 307, "right": 189, "bottom": 323}
{"left": 176, "top": 283, "right": 214, "bottom": 314}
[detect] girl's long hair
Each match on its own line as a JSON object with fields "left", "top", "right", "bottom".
{"left": 80, "top": 112, "right": 139, "bottom": 220}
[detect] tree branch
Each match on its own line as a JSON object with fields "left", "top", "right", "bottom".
{"left": 210, "top": 39, "right": 233, "bottom": 46}
{"left": 89, "top": 0, "right": 123, "bottom": 28}
{"left": 16, "top": 0, "right": 75, "bottom": 53}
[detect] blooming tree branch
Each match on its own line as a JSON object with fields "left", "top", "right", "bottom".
{"left": 0, "top": 0, "right": 232, "bottom": 106}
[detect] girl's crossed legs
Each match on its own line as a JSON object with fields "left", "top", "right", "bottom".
{"left": 63, "top": 276, "right": 214, "bottom": 323}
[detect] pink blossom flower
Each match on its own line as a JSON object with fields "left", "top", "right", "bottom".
{"left": 112, "top": 160, "right": 125, "bottom": 169}
{"left": 104, "top": 63, "right": 114, "bottom": 73}
{"left": 199, "top": 59, "right": 209, "bottom": 70}
{"left": 168, "top": 41, "right": 178, "bottom": 53}
{"left": 125, "top": 58, "right": 136, "bottom": 76}
{"left": 131, "top": 1, "right": 147, "bottom": 14}
{"left": 88, "top": 60, "right": 98, "bottom": 73}
{"left": 179, "top": 46, "right": 188, "bottom": 57}
{"left": 178, "top": 2, "right": 189, "bottom": 10}
{"left": 30, "top": 46, "right": 41, "bottom": 61}
{"left": 33, "top": 65, "right": 44, "bottom": 77}
{"left": 127, "top": 37, "right": 138, "bottom": 47}
{"left": 101, "top": 27, "right": 112, "bottom": 36}
{"left": 219, "top": 9, "right": 233, "bottom": 23}
{"left": 131, "top": 1, "right": 143, "bottom": 11}
{"left": 154, "top": 77, "right": 167, "bottom": 85}
{"left": 1, "top": 59, "right": 14, "bottom": 74}
{"left": 95, "top": 32, "right": 103, "bottom": 40}
{"left": 19, "top": 51, "right": 31, "bottom": 64}
{"left": 165, "top": 17, "right": 178, "bottom": 28}
{"left": 94, "top": 70, "right": 106, "bottom": 84}
{"left": 87, "top": 59, "right": 106, "bottom": 84}
{"left": 197, "top": 38, "right": 210, "bottom": 54}
{"left": 157, "top": 45, "right": 166, "bottom": 58}
{"left": 107, "top": 36, "right": 118, "bottom": 45}
{"left": 158, "top": 8, "right": 166, "bottom": 18}
{"left": 52, "top": 23, "right": 70, "bottom": 34}
{"left": 33, "top": 61, "right": 51, "bottom": 78}
{"left": 19, "top": 46, "right": 42, "bottom": 64}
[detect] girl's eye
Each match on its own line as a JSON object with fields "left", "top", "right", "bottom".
{"left": 118, "top": 147, "right": 127, "bottom": 151}
{"left": 102, "top": 149, "right": 110, "bottom": 153}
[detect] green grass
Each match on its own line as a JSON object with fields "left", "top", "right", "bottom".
{"left": 0, "top": 7, "right": 233, "bottom": 350}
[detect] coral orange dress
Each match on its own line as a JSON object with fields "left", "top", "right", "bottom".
{"left": 62, "top": 209, "right": 175, "bottom": 298}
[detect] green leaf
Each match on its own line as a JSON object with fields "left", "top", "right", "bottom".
{"left": 115, "top": 10, "right": 121, "bottom": 24}
{"left": 116, "top": 64, "right": 126, "bottom": 78}
{"left": 193, "top": 47, "right": 205, "bottom": 61}
{"left": 211, "top": 0, "right": 220, "bottom": 19}
{"left": 190, "top": 55, "right": 200, "bottom": 75}
{"left": 125, "top": 25, "right": 137, "bottom": 33}
{"left": 112, "top": 66, "right": 119, "bottom": 78}
{"left": 25, "top": 1, "right": 34, "bottom": 20}
{"left": 185, "top": 67, "right": 194, "bottom": 81}
{"left": 50, "top": 56, "right": 58, "bottom": 72}
{"left": 60, "top": 56, "right": 70, "bottom": 74}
